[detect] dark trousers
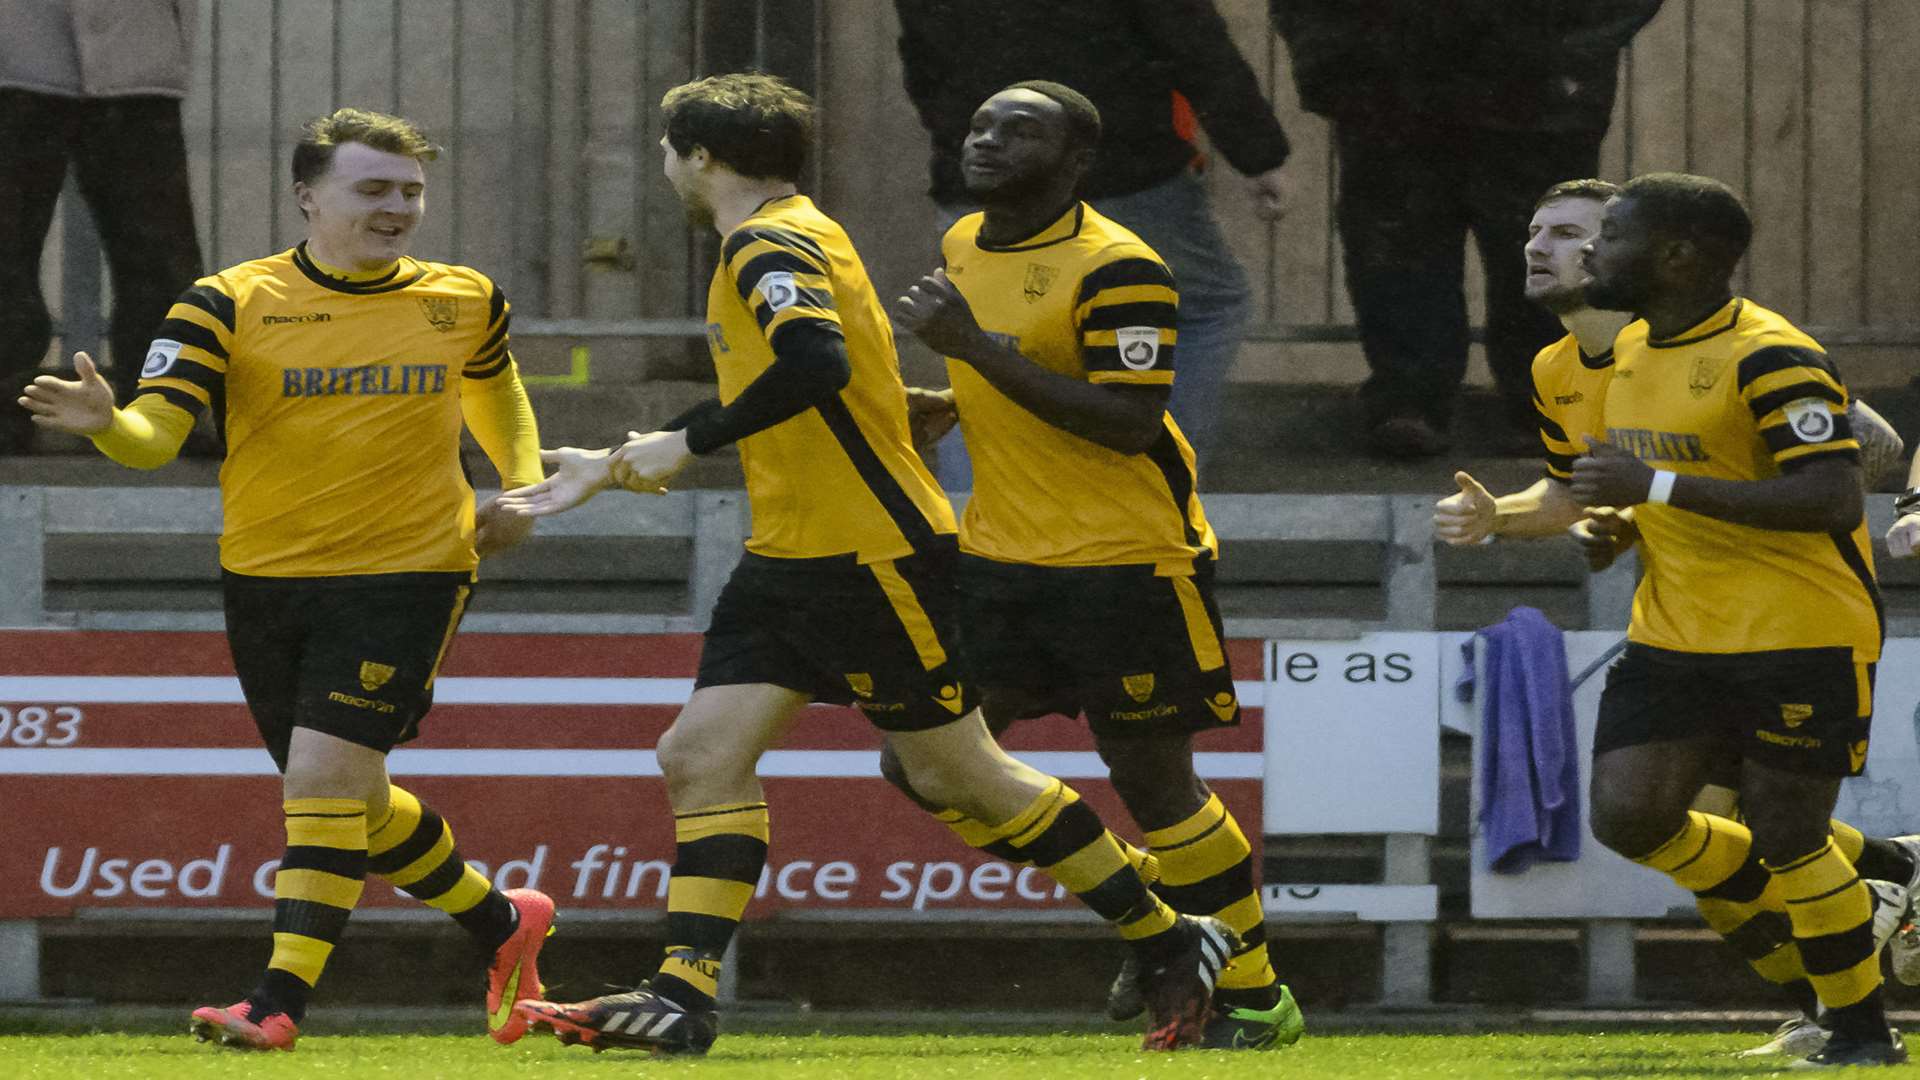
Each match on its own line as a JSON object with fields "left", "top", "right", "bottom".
{"left": 0, "top": 90, "right": 204, "bottom": 405}
{"left": 1335, "top": 123, "right": 1603, "bottom": 431}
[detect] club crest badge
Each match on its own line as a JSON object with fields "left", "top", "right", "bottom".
{"left": 418, "top": 297, "right": 458, "bottom": 331}
{"left": 359, "top": 661, "right": 396, "bottom": 692}
{"left": 1122, "top": 673, "right": 1155, "bottom": 703}
{"left": 1023, "top": 263, "right": 1057, "bottom": 302}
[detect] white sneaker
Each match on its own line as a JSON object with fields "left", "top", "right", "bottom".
{"left": 1863, "top": 871, "right": 1920, "bottom": 984}
{"left": 1736, "top": 1015, "right": 1831, "bottom": 1058}
{"left": 1893, "top": 836, "right": 1920, "bottom": 896}
{"left": 1883, "top": 841, "right": 1920, "bottom": 984}
{"left": 1868, "top": 878, "right": 1912, "bottom": 954}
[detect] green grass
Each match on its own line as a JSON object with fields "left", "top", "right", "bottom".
{"left": 5, "top": 1026, "right": 1918, "bottom": 1079}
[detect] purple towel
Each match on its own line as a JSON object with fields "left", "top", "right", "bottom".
{"left": 1466, "top": 607, "right": 1582, "bottom": 873}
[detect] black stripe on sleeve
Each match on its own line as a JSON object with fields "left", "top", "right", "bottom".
{"left": 733, "top": 250, "right": 829, "bottom": 304}
{"left": 179, "top": 284, "right": 237, "bottom": 333}
{"left": 486, "top": 281, "right": 507, "bottom": 328}
{"left": 1761, "top": 412, "right": 1854, "bottom": 454}
{"left": 145, "top": 385, "right": 206, "bottom": 417}
{"left": 722, "top": 225, "right": 828, "bottom": 269}
{"left": 1080, "top": 300, "right": 1178, "bottom": 333}
{"left": 151, "top": 356, "right": 225, "bottom": 394}
{"left": 1736, "top": 345, "right": 1835, "bottom": 391}
{"left": 765, "top": 314, "right": 844, "bottom": 348}
{"left": 1544, "top": 451, "right": 1576, "bottom": 478}
{"left": 472, "top": 314, "right": 509, "bottom": 360}
{"left": 1779, "top": 446, "right": 1860, "bottom": 472}
{"left": 813, "top": 395, "right": 939, "bottom": 551}
{"left": 1535, "top": 407, "right": 1569, "bottom": 445}
{"left": 1748, "top": 381, "right": 1846, "bottom": 420}
{"left": 464, "top": 339, "right": 509, "bottom": 373}
{"left": 1083, "top": 342, "right": 1177, "bottom": 373}
{"left": 751, "top": 294, "right": 837, "bottom": 335}
{"left": 1074, "top": 257, "right": 1175, "bottom": 307}
{"left": 155, "top": 317, "right": 228, "bottom": 362}
{"left": 464, "top": 350, "right": 512, "bottom": 380}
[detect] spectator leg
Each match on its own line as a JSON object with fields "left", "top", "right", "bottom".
{"left": 1467, "top": 130, "right": 1605, "bottom": 434}
{"left": 1335, "top": 123, "right": 1471, "bottom": 433}
{"left": 0, "top": 90, "right": 73, "bottom": 452}
{"left": 69, "top": 96, "right": 206, "bottom": 402}
{"left": 1092, "top": 169, "right": 1252, "bottom": 472}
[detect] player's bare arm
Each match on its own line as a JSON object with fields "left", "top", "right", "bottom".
{"left": 896, "top": 268, "right": 1165, "bottom": 454}
{"left": 1572, "top": 436, "right": 1862, "bottom": 533}
{"left": 1434, "top": 472, "right": 1588, "bottom": 545}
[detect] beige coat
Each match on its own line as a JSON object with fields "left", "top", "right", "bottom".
{"left": 0, "top": 0, "right": 194, "bottom": 99}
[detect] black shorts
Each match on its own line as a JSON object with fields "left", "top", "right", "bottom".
{"left": 695, "top": 539, "right": 974, "bottom": 732}
{"left": 222, "top": 570, "right": 474, "bottom": 769}
{"left": 1594, "top": 644, "right": 1875, "bottom": 777}
{"left": 957, "top": 554, "right": 1240, "bottom": 739}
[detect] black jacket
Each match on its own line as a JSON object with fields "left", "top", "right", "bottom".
{"left": 895, "top": 0, "right": 1290, "bottom": 203}
{"left": 1271, "top": 0, "right": 1665, "bottom": 133}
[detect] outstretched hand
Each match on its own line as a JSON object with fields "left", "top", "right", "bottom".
{"left": 18, "top": 351, "right": 116, "bottom": 435}
{"left": 494, "top": 446, "right": 615, "bottom": 518}
{"left": 1433, "top": 470, "right": 1497, "bottom": 546}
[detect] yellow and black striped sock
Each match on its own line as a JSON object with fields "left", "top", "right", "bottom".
{"left": 367, "top": 785, "right": 517, "bottom": 953}
{"left": 1634, "top": 811, "right": 1756, "bottom": 893}
{"left": 653, "top": 802, "right": 769, "bottom": 1012}
{"left": 1697, "top": 903, "right": 1819, "bottom": 1018}
{"left": 255, "top": 797, "right": 367, "bottom": 1022}
{"left": 1638, "top": 811, "right": 1825, "bottom": 1016}
{"left": 1147, "top": 793, "right": 1275, "bottom": 1004}
{"left": 986, "top": 780, "right": 1182, "bottom": 955}
{"left": 1767, "top": 839, "right": 1887, "bottom": 1038}
{"left": 932, "top": 809, "right": 1162, "bottom": 886}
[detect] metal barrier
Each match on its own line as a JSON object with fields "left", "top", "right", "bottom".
{"left": 0, "top": 487, "right": 1641, "bottom": 635}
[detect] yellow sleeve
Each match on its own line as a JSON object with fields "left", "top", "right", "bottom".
{"left": 89, "top": 394, "right": 196, "bottom": 470}
{"left": 461, "top": 360, "right": 544, "bottom": 489}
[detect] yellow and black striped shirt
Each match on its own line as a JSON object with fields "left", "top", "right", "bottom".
{"left": 940, "top": 203, "right": 1216, "bottom": 569}
{"left": 1531, "top": 332, "right": 1617, "bottom": 482}
{"left": 1605, "top": 297, "right": 1880, "bottom": 661}
{"left": 706, "top": 194, "right": 955, "bottom": 561}
{"left": 119, "top": 244, "right": 541, "bottom": 577}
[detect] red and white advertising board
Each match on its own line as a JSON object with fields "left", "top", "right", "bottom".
{"left": 0, "top": 631, "right": 1263, "bottom": 920}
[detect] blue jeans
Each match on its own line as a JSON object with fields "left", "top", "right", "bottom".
{"left": 932, "top": 167, "right": 1251, "bottom": 489}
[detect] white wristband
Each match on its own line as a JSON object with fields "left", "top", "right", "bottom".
{"left": 1646, "top": 470, "right": 1677, "bottom": 506}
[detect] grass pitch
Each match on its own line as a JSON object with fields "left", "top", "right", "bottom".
{"left": 3, "top": 1020, "right": 1912, "bottom": 1079}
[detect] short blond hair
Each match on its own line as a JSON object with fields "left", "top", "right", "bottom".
{"left": 291, "top": 107, "right": 438, "bottom": 185}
